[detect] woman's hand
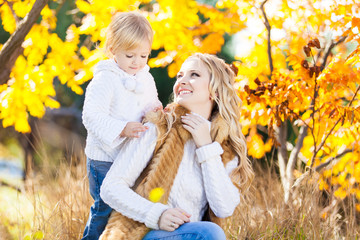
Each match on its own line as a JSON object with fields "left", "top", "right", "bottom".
{"left": 158, "top": 208, "right": 191, "bottom": 231}
{"left": 181, "top": 113, "right": 212, "bottom": 147}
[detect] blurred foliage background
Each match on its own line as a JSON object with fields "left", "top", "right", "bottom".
{"left": 0, "top": 0, "right": 360, "bottom": 239}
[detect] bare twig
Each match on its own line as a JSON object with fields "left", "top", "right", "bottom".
{"left": 0, "top": 180, "right": 22, "bottom": 192}
{"left": 0, "top": 0, "right": 49, "bottom": 85}
{"left": 310, "top": 84, "right": 360, "bottom": 167}
{"left": 309, "top": 97, "right": 317, "bottom": 168}
{"left": 288, "top": 108, "right": 312, "bottom": 130}
{"left": 321, "top": 35, "right": 347, "bottom": 71}
{"left": 260, "top": 0, "right": 274, "bottom": 76}
{"left": 293, "top": 148, "right": 352, "bottom": 188}
{"left": 4, "top": 0, "right": 20, "bottom": 23}
{"left": 315, "top": 149, "right": 352, "bottom": 172}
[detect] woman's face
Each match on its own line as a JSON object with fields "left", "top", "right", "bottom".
{"left": 173, "top": 58, "right": 213, "bottom": 115}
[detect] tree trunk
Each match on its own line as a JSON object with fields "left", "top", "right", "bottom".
{"left": 275, "top": 121, "right": 290, "bottom": 202}
{"left": 0, "top": 0, "right": 49, "bottom": 85}
{"left": 18, "top": 131, "right": 35, "bottom": 182}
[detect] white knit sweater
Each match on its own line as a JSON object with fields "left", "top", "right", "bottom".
{"left": 82, "top": 59, "right": 161, "bottom": 162}
{"left": 100, "top": 122, "right": 240, "bottom": 230}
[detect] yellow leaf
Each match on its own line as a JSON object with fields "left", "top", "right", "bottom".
{"left": 1, "top": 3, "right": 17, "bottom": 33}
{"left": 149, "top": 188, "right": 164, "bottom": 203}
{"left": 247, "top": 132, "right": 266, "bottom": 159}
{"left": 71, "top": 85, "right": 84, "bottom": 95}
{"left": 15, "top": 116, "right": 31, "bottom": 133}
{"left": 45, "top": 98, "right": 60, "bottom": 109}
{"left": 334, "top": 187, "right": 347, "bottom": 200}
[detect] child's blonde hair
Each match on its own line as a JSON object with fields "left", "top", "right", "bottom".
{"left": 105, "top": 11, "right": 153, "bottom": 57}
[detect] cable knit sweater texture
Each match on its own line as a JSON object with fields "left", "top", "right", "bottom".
{"left": 82, "top": 59, "right": 161, "bottom": 162}
{"left": 100, "top": 119, "right": 240, "bottom": 231}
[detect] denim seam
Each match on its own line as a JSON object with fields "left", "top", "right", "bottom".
{"left": 151, "top": 232, "right": 205, "bottom": 240}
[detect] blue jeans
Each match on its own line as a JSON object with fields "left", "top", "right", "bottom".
{"left": 82, "top": 158, "right": 113, "bottom": 240}
{"left": 143, "top": 222, "right": 226, "bottom": 240}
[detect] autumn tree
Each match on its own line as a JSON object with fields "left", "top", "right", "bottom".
{"left": 222, "top": 0, "right": 360, "bottom": 205}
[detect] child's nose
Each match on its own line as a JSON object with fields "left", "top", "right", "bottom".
{"left": 133, "top": 56, "right": 143, "bottom": 65}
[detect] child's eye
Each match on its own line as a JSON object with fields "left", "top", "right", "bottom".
{"left": 141, "top": 55, "right": 148, "bottom": 58}
{"left": 126, "top": 55, "right": 133, "bottom": 58}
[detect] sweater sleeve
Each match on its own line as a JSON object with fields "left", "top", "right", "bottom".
{"left": 82, "top": 71, "right": 128, "bottom": 148}
{"left": 195, "top": 142, "right": 240, "bottom": 218}
{"left": 100, "top": 123, "right": 169, "bottom": 229}
{"left": 142, "top": 73, "right": 162, "bottom": 113}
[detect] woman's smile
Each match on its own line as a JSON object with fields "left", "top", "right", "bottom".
{"left": 177, "top": 89, "right": 193, "bottom": 96}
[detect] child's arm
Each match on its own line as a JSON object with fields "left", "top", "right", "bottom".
{"left": 121, "top": 122, "right": 149, "bottom": 138}
{"left": 141, "top": 72, "right": 163, "bottom": 114}
{"left": 82, "top": 71, "right": 140, "bottom": 148}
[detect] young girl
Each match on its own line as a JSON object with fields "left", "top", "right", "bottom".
{"left": 81, "top": 11, "right": 162, "bottom": 240}
{"left": 99, "top": 53, "right": 254, "bottom": 240}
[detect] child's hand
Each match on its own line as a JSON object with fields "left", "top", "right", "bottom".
{"left": 120, "top": 122, "right": 149, "bottom": 138}
{"left": 153, "top": 104, "right": 163, "bottom": 112}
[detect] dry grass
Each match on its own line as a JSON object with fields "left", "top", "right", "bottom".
{"left": 0, "top": 158, "right": 359, "bottom": 240}
{"left": 227, "top": 164, "right": 360, "bottom": 239}
{"left": 0, "top": 157, "right": 92, "bottom": 240}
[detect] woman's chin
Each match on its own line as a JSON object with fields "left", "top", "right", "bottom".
{"left": 175, "top": 99, "right": 189, "bottom": 108}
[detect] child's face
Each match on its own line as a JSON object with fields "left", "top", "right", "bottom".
{"left": 112, "top": 39, "right": 151, "bottom": 75}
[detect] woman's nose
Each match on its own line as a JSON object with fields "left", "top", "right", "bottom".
{"left": 178, "top": 75, "right": 189, "bottom": 85}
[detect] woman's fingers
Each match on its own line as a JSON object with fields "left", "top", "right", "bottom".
{"left": 181, "top": 114, "right": 212, "bottom": 147}
{"left": 181, "top": 114, "right": 203, "bottom": 127}
{"left": 172, "top": 208, "right": 191, "bottom": 221}
{"left": 159, "top": 208, "right": 191, "bottom": 231}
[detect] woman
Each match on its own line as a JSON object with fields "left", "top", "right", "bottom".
{"left": 99, "top": 53, "right": 254, "bottom": 240}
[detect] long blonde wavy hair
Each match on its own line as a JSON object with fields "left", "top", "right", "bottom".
{"left": 163, "top": 53, "right": 254, "bottom": 192}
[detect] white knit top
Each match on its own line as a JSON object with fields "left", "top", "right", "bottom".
{"left": 100, "top": 122, "right": 240, "bottom": 230}
{"left": 82, "top": 59, "right": 161, "bottom": 162}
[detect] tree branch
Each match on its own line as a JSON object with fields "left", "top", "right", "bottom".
{"left": 260, "top": 0, "right": 274, "bottom": 76}
{"left": 293, "top": 148, "right": 352, "bottom": 188}
{"left": 0, "top": 0, "right": 49, "bottom": 85}
{"left": 5, "top": 0, "right": 20, "bottom": 23}
{"left": 321, "top": 35, "right": 347, "bottom": 71}
{"left": 0, "top": 179, "right": 22, "bottom": 192}
{"left": 315, "top": 149, "right": 352, "bottom": 172}
{"left": 45, "top": 107, "right": 82, "bottom": 122}
{"left": 275, "top": 122, "right": 290, "bottom": 201}
{"left": 287, "top": 125, "right": 308, "bottom": 175}
{"left": 310, "top": 84, "right": 360, "bottom": 166}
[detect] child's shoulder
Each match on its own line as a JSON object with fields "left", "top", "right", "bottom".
{"left": 94, "top": 59, "right": 120, "bottom": 75}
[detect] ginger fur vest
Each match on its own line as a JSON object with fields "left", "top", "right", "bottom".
{"left": 100, "top": 104, "right": 238, "bottom": 240}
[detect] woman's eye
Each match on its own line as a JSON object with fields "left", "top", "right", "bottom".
{"left": 191, "top": 72, "right": 200, "bottom": 77}
{"left": 176, "top": 74, "right": 183, "bottom": 79}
